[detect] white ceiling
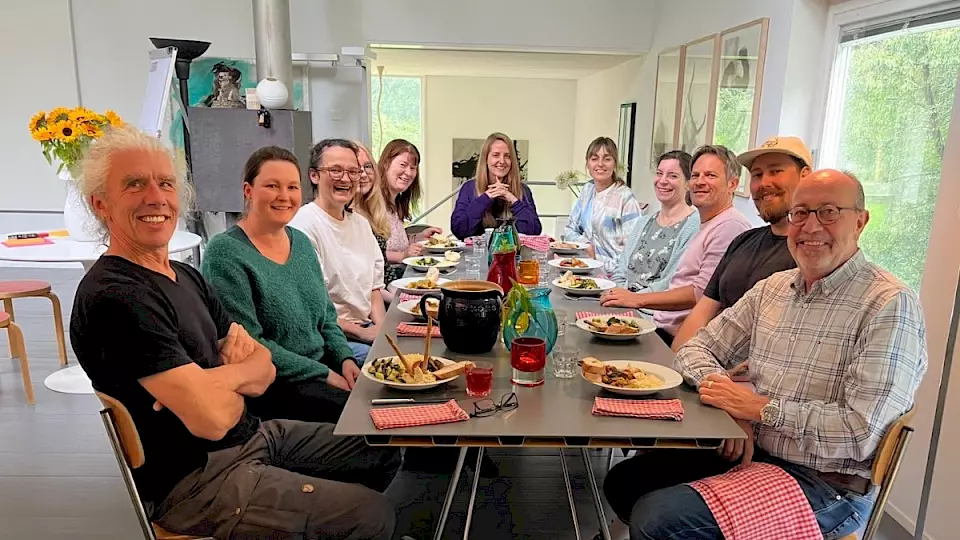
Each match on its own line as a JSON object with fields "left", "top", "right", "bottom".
{"left": 370, "top": 47, "right": 643, "bottom": 80}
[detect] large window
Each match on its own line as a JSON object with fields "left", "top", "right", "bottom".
{"left": 370, "top": 76, "right": 423, "bottom": 160}
{"left": 820, "top": 14, "right": 960, "bottom": 291}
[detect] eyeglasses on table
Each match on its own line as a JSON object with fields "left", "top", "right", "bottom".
{"left": 470, "top": 392, "right": 519, "bottom": 418}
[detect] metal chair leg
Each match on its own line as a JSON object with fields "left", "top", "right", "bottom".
{"left": 560, "top": 450, "right": 583, "bottom": 540}
{"left": 46, "top": 292, "right": 68, "bottom": 366}
{"left": 433, "top": 447, "right": 468, "bottom": 540}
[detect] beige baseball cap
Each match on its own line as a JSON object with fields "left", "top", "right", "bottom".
{"left": 737, "top": 136, "right": 813, "bottom": 170}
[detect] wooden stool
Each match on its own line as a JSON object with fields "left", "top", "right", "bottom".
{"left": 0, "top": 280, "right": 68, "bottom": 367}
{"left": 0, "top": 311, "right": 34, "bottom": 404}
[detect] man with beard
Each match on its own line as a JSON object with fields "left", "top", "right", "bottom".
{"left": 671, "top": 137, "right": 812, "bottom": 351}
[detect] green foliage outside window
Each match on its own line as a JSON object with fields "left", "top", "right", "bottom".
{"left": 370, "top": 76, "right": 423, "bottom": 160}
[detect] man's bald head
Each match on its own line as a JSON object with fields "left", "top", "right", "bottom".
{"left": 787, "top": 169, "right": 870, "bottom": 288}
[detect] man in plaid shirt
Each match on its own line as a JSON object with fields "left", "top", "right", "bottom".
{"left": 602, "top": 170, "right": 927, "bottom": 540}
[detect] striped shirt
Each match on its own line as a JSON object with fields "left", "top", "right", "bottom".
{"left": 676, "top": 250, "right": 927, "bottom": 478}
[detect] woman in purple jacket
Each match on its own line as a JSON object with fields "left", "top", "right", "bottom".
{"left": 451, "top": 132, "right": 542, "bottom": 239}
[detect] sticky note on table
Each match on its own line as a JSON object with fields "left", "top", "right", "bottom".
{"left": 2, "top": 237, "right": 54, "bottom": 248}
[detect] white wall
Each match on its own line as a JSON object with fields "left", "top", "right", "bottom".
{"left": 422, "top": 76, "right": 576, "bottom": 236}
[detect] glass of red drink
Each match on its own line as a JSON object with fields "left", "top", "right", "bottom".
{"left": 465, "top": 361, "right": 495, "bottom": 397}
{"left": 510, "top": 337, "right": 546, "bottom": 386}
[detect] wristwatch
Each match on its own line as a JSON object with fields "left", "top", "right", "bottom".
{"left": 760, "top": 399, "right": 782, "bottom": 426}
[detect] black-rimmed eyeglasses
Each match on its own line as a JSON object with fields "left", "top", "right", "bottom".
{"left": 787, "top": 205, "right": 862, "bottom": 225}
{"left": 470, "top": 392, "right": 518, "bottom": 418}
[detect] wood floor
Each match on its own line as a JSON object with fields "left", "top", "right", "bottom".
{"left": 0, "top": 266, "right": 909, "bottom": 540}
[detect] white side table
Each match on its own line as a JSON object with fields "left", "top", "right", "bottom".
{"left": 0, "top": 230, "right": 202, "bottom": 272}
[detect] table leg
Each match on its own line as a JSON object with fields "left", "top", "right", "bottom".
{"left": 559, "top": 450, "right": 582, "bottom": 540}
{"left": 462, "top": 447, "right": 485, "bottom": 540}
{"left": 432, "top": 447, "right": 468, "bottom": 540}
{"left": 581, "top": 448, "right": 611, "bottom": 540}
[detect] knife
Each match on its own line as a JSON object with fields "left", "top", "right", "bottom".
{"left": 371, "top": 398, "right": 451, "bottom": 405}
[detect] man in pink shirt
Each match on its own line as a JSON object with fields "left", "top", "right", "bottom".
{"left": 601, "top": 145, "right": 751, "bottom": 346}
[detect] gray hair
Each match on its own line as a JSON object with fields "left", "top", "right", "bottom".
{"left": 841, "top": 169, "right": 866, "bottom": 209}
{"left": 79, "top": 125, "right": 194, "bottom": 239}
{"left": 691, "top": 144, "right": 742, "bottom": 183}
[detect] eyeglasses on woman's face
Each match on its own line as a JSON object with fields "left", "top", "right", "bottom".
{"left": 313, "top": 166, "right": 363, "bottom": 181}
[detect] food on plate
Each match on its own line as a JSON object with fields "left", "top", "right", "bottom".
{"left": 559, "top": 257, "right": 589, "bottom": 268}
{"left": 444, "top": 250, "right": 461, "bottom": 262}
{"left": 407, "top": 267, "right": 441, "bottom": 289}
{"left": 412, "top": 257, "right": 442, "bottom": 266}
{"left": 411, "top": 298, "right": 440, "bottom": 317}
{"left": 558, "top": 271, "right": 599, "bottom": 289}
{"left": 367, "top": 356, "right": 473, "bottom": 384}
{"left": 552, "top": 241, "right": 582, "bottom": 250}
{"left": 581, "top": 357, "right": 661, "bottom": 389}
{"left": 585, "top": 316, "right": 641, "bottom": 335}
{"left": 425, "top": 233, "right": 458, "bottom": 248}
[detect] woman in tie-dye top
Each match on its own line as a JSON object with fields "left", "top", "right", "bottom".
{"left": 564, "top": 137, "right": 644, "bottom": 273}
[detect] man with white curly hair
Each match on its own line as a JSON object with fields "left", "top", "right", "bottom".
{"left": 69, "top": 125, "right": 401, "bottom": 540}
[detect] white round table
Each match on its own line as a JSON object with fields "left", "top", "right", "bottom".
{"left": 0, "top": 230, "right": 203, "bottom": 396}
{"left": 0, "top": 230, "right": 202, "bottom": 272}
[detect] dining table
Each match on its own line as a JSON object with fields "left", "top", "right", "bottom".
{"left": 333, "top": 247, "right": 745, "bottom": 540}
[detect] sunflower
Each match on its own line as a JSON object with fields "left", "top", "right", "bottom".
{"left": 104, "top": 110, "right": 123, "bottom": 127}
{"left": 69, "top": 107, "right": 95, "bottom": 123}
{"left": 29, "top": 111, "right": 46, "bottom": 133}
{"left": 79, "top": 122, "right": 103, "bottom": 139}
{"left": 47, "top": 107, "right": 71, "bottom": 124}
{"left": 31, "top": 127, "right": 53, "bottom": 142}
{"left": 50, "top": 120, "right": 80, "bottom": 143}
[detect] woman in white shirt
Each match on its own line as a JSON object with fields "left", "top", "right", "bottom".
{"left": 290, "top": 139, "right": 386, "bottom": 362}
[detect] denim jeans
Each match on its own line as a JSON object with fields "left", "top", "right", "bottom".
{"left": 347, "top": 340, "right": 371, "bottom": 363}
{"left": 604, "top": 448, "right": 874, "bottom": 540}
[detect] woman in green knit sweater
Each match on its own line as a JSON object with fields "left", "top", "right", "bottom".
{"left": 201, "top": 146, "right": 360, "bottom": 424}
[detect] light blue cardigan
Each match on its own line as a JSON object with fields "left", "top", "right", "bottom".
{"left": 610, "top": 210, "right": 700, "bottom": 292}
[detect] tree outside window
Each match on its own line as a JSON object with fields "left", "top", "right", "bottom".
{"left": 370, "top": 76, "right": 423, "bottom": 160}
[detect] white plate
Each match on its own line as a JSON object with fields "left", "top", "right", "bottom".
{"left": 418, "top": 239, "right": 466, "bottom": 252}
{"left": 550, "top": 241, "right": 589, "bottom": 254}
{"left": 397, "top": 298, "right": 439, "bottom": 320}
{"left": 402, "top": 256, "right": 459, "bottom": 272}
{"left": 581, "top": 360, "right": 683, "bottom": 396}
{"left": 362, "top": 356, "right": 459, "bottom": 391}
{"left": 575, "top": 316, "right": 656, "bottom": 341}
{"left": 552, "top": 277, "right": 616, "bottom": 296}
{"left": 390, "top": 276, "right": 452, "bottom": 295}
{"left": 548, "top": 257, "right": 603, "bottom": 274}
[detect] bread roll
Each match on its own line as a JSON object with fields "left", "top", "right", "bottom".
{"left": 581, "top": 357, "right": 606, "bottom": 375}
{"left": 433, "top": 360, "right": 474, "bottom": 380}
{"left": 583, "top": 371, "right": 603, "bottom": 383}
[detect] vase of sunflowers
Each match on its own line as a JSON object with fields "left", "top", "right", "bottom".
{"left": 29, "top": 107, "right": 123, "bottom": 242}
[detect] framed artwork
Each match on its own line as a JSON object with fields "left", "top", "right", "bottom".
{"left": 678, "top": 35, "right": 721, "bottom": 154}
{"left": 713, "top": 18, "right": 769, "bottom": 196}
{"left": 650, "top": 47, "right": 682, "bottom": 169}
{"left": 618, "top": 102, "right": 637, "bottom": 186}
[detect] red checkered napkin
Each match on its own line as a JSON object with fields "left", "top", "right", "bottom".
{"left": 397, "top": 322, "right": 441, "bottom": 338}
{"left": 576, "top": 310, "right": 639, "bottom": 320}
{"left": 519, "top": 235, "right": 552, "bottom": 252}
{"left": 690, "top": 463, "right": 823, "bottom": 540}
{"left": 369, "top": 399, "right": 470, "bottom": 430}
{"left": 592, "top": 397, "right": 684, "bottom": 421}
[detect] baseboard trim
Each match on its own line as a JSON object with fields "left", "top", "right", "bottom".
{"left": 886, "top": 501, "right": 936, "bottom": 540}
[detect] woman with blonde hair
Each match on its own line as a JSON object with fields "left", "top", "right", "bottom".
{"left": 378, "top": 139, "right": 441, "bottom": 280}
{"left": 564, "top": 136, "right": 643, "bottom": 273}
{"left": 451, "top": 132, "right": 542, "bottom": 239}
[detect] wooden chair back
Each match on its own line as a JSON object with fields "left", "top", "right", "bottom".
{"left": 97, "top": 391, "right": 146, "bottom": 468}
{"left": 870, "top": 407, "right": 916, "bottom": 486}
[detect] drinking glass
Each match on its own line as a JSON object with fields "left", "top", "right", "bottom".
{"left": 465, "top": 361, "right": 495, "bottom": 397}
{"left": 555, "top": 311, "right": 569, "bottom": 347}
{"left": 518, "top": 258, "right": 539, "bottom": 285}
{"left": 551, "top": 346, "right": 579, "bottom": 379}
{"left": 510, "top": 336, "right": 546, "bottom": 386}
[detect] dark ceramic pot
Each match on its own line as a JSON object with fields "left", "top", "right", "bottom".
{"left": 420, "top": 280, "right": 504, "bottom": 354}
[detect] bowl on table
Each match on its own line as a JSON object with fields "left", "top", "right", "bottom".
{"left": 551, "top": 275, "right": 616, "bottom": 297}
{"left": 362, "top": 355, "right": 465, "bottom": 391}
{"left": 549, "top": 241, "right": 589, "bottom": 255}
{"left": 402, "top": 256, "right": 459, "bottom": 273}
{"left": 390, "top": 276, "right": 451, "bottom": 295}
{"left": 417, "top": 238, "right": 466, "bottom": 253}
{"left": 575, "top": 315, "right": 656, "bottom": 342}
{"left": 580, "top": 359, "right": 683, "bottom": 396}
{"left": 397, "top": 298, "right": 439, "bottom": 321}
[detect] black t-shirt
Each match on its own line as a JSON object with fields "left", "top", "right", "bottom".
{"left": 703, "top": 226, "right": 797, "bottom": 310}
{"left": 70, "top": 256, "right": 259, "bottom": 509}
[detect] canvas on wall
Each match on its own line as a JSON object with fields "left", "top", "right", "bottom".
{"left": 452, "top": 138, "right": 529, "bottom": 188}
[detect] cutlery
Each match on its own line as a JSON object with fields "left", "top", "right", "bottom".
{"left": 371, "top": 398, "right": 451, "bottom": 405}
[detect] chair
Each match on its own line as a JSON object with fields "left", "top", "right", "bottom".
{"left": 839, "top": 408, "right": 917, "bottom": 540}
{"left": 0, "top": 280, "right": 68, "bottom": 367}
{"left": 0, "top": 311, "right": 34, "bottom": 404}
{"left": 97, "top": 392, "right": 209, "bottom": 540}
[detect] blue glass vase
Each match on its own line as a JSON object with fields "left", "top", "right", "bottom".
{"left": 503, "top": 286, "right": 559, "bottom": 354}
